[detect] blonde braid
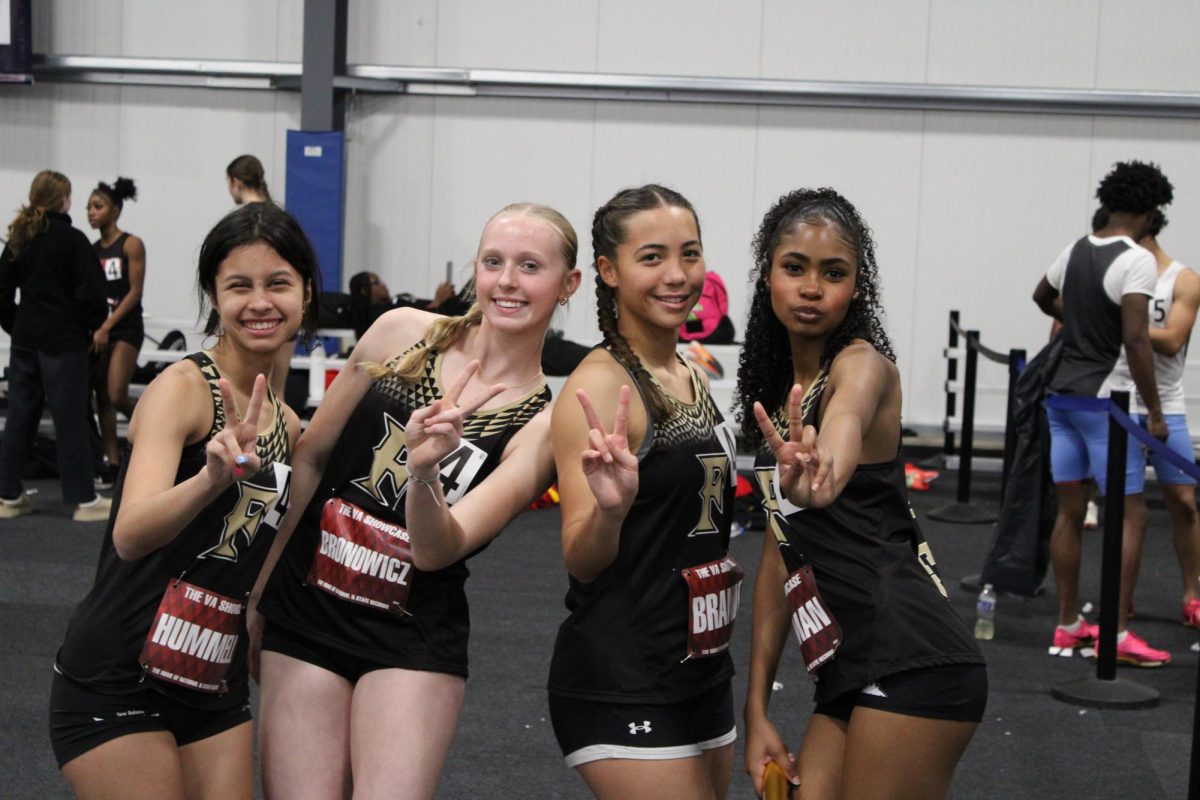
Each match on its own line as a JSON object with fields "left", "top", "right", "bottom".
{"left": 363, "top": 303, "right": 484, "bottom": 383}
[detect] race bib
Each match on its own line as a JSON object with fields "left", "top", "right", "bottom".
{"left": 784, "top": 564, "right": 841, "bottom": 673}
{"left": 681, "top": 555, "right": 744, "bottom": 659}
{"left": 307, "top": 497, "right": 414, "bottom": 614}
{"left": 139, "top": 579, "right": 242, "bottom": 693}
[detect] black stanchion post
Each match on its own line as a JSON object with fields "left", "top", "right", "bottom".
{"left": 999, "top": 348, "right": 1025, "bottom": 507}
{"left": 944, "top": 310, "right": 959, "bottom": 459}
{"left": 1096, "top": 393, "right": 1127, "bottom": 681}
{"left": 1191, "top": 650, "right": 1200, "bottom": 799}
{"left": 1051, "top": 390, "right": 1158, "bottom": 709}
{"left": 956, "top": 331, "right": 979, "bottom": 505}
{"left": 929, "top": 331, "right": 996, "bottom": 524}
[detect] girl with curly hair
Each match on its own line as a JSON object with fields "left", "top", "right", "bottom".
{"left": 87, "top": 177, "right": 147, "bottom": 474}
{"left": 739, "top": 188, "right": 984, "bottom": 799}
{"left": 549, "top": 185, "right": 740, "bottom": 799}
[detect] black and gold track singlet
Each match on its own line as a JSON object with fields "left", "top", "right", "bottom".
{"left": 754, "top": 384, "right": 983, "bottom": 704}
{"left": 548, "top": 356, "right": 738, "bottom": 704}
{"left": 56, "top": 352, "right": 292, "bottom": 708}
{"left": 259, "top": 343, "right": 550, "bottom": 677}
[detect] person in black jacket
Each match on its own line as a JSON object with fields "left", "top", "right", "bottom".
{"left": 0, "top": 170, "right": 111, "bottom": 521}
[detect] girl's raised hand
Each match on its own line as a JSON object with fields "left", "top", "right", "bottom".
{"left": 205, "top": 374, "right": 267, "bottom": 486}
{"left": 405, "top": 360, "right": 506, "bottom": 479}
{"left": 576, "top": 385, "right": 639, "bottom": 514}
{"left": 753, "top": 384, "right": 835, "bottom": 508}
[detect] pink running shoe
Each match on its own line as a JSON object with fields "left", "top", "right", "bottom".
{"left": 1115, "top": 630, "right": 1170, "bottom": 668}
{"left": 1048, "top": 618, "right": 1098, "bottom": 658}
{"left": 1182, "top": 599, "right": 1200, "bottom": 629}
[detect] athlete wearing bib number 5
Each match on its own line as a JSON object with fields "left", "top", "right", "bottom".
{"left": 253, "top": 203, "right": 581, "bottom": 800}
{"left": 738, "top": 189, "right": 984, "bottom": 800}
{"left": 549, "top": 185, "right": 740, "bottom": 800}
{"left": 49, "top": 203, "right": 316, "bottom": 800}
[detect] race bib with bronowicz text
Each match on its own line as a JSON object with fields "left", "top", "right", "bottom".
{"left": 307, "top": 497, "right": 415, "bottom": 614}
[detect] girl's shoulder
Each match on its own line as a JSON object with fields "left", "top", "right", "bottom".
{"left": 130, "top": 356, "right": 215, "bottom": 444}
{"left": 829, "top": 339, "right": 896, "bottom": 380}
{"left": 354, "top": 306, "right": 439, "bottom": 364}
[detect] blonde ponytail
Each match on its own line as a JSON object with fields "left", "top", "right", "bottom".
{"left": 363, "top": 304, "right": 484, "bottom": 383}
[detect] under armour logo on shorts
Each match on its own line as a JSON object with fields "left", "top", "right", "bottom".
{"left": 628, "top": 721, "right": 652, "bottom": 735}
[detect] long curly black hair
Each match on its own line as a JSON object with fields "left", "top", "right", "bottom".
{"left": 734, "top": 187, "right": 893, "bottom": 444}
{"left": 592, "top": 183, "right": 701, "bottom": 424}
{"left": 1095, "top": 161, "right": 1173, "bottom": 215}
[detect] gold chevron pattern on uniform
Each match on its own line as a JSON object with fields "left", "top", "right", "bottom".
{"left": 195, "top": 352, "right": 291, "bottom": 475}
{"left": 764, "top": 364, "right": 830, "bottom": 449}
{"left": 649, "top": 362, "right": 721, "bottom": 450}
{"left": 370, "top": 342, "right": 551, "bottom": 438}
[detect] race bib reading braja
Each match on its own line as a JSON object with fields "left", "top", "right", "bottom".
{"left": 682, "top": 555, "right": 744, "bottom": 659}
{"left": 308, "top": 497, "right": 414, "bottom": 614}
{"left": 139, "top": 579, "right": 242, "bottom": 693}
{"left": 784, "top": 564, "right": 842, "bottom": 672}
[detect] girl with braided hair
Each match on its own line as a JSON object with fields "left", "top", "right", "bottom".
{"left": 739, "top": 188, "right": 984, "bottom": 799}
{"left": 254, "top": 203, "right": 580, "bottom": 799}
{"left": 87, "top": 177, "right": 147, "bottom": 473}
{"left": 549, "top": 185, "right": 740, "bottom": 799}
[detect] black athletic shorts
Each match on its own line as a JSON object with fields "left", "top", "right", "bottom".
{"left": 107, "top": 321, "right": 145, "bottom": 351}
{"left": 549, "top": 679, "right": 737, "bottom": 768}
{"left": 49, "top": 667, "right": 251, "bottom": 768}
{"left": 261, "top": 621, "right": 390, "bottom": 684}
{"left": 814, "top": 663, "right": 988, "bottom": 724}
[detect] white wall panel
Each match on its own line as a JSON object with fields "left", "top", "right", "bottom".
{"left": 342, "top": 94, "right": 437, "bottom": 295}
{"left": 426, "top": 97, "right": 597, "bottom": 341}
{"left": 34, "top": 1, "right": 123, "bottom": 55}
{"left": 120, "top": 0, "right": 301, "bottom": 60}
{"left": 348, "top": 0, "right": 438, "bottom": 67}
{"left": 914, "top": 112, "right": 1096, "bottom": 426}
{"left": 1095, "top": 1, "right": 1200, "bottom": 92}
{"left": 113, "top": 88, "right": 299, "bottom": 325}
{"left": 434, "top": 0, "right": 598, "bottom": 71}
{"left": 591, "top": 102, "right": 760, "bottom": 347}
{"left": 595, "top": 0, "right": 762, "bottom": 78}
{"left": 0, "top": 84, "right": 121, "bottom": 187}
{"left": 760, "top": 0, "right": 929, "bottom": 83}
{"left": 753, "top": 107, "right": 924, "bottom": 419}
{"left": 927, "top": 0, "right": 1100, "bottom": 88}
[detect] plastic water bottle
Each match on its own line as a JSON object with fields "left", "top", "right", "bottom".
{"left": 974, "top": 584, "right": 996, "bottom": 640}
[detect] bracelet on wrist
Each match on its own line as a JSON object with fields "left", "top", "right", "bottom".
{"left": 407, "top": 472, "right": 442, "bottom": 508}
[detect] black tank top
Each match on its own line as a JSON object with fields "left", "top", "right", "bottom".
{"left": 259, "top": 343, "right": 550, "bottom": 677}
{"left": 754, "top": 383, "right": 983, "bottom": 704}
{"left": 56, "top": 352, "right": 292, "bottom": 708}
{"left": 548, "top": 356, "right": 737, "bottom": 703}
{"left": 93, "top": 232, "right": 143, "bottom": 331}
{"left": 1048, "top": 236, "right": 1130, "bottom": 397}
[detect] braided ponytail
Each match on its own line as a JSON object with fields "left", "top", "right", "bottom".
{"left": 591, "top": 184, "right": 701, "bottom": 424}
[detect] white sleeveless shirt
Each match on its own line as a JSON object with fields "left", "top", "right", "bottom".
{"left": 1105, "top": 261, "right": 1193, "bottom": 414}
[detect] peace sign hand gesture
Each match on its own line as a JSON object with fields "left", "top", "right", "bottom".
{"left": 205, "top": 374, "right": 267, "bottom": 487}
{"left": 405, "top": 360, "right": 506, "bottom": 480}
{"left": 577, "top": 385, "right": 639, "bottom": 515}
{"left": 753, "top": 384, "right": 835, "bottom": 509}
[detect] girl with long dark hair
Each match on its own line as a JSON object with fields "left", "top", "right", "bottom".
{"left": 49, "top": 203, "right": 318, "bottom": 799}
{"left": 548, "top": 185, "right": 740, "bottom": 799}
{"left": 739, "top": 188, "right": 984, "bottom": 799}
